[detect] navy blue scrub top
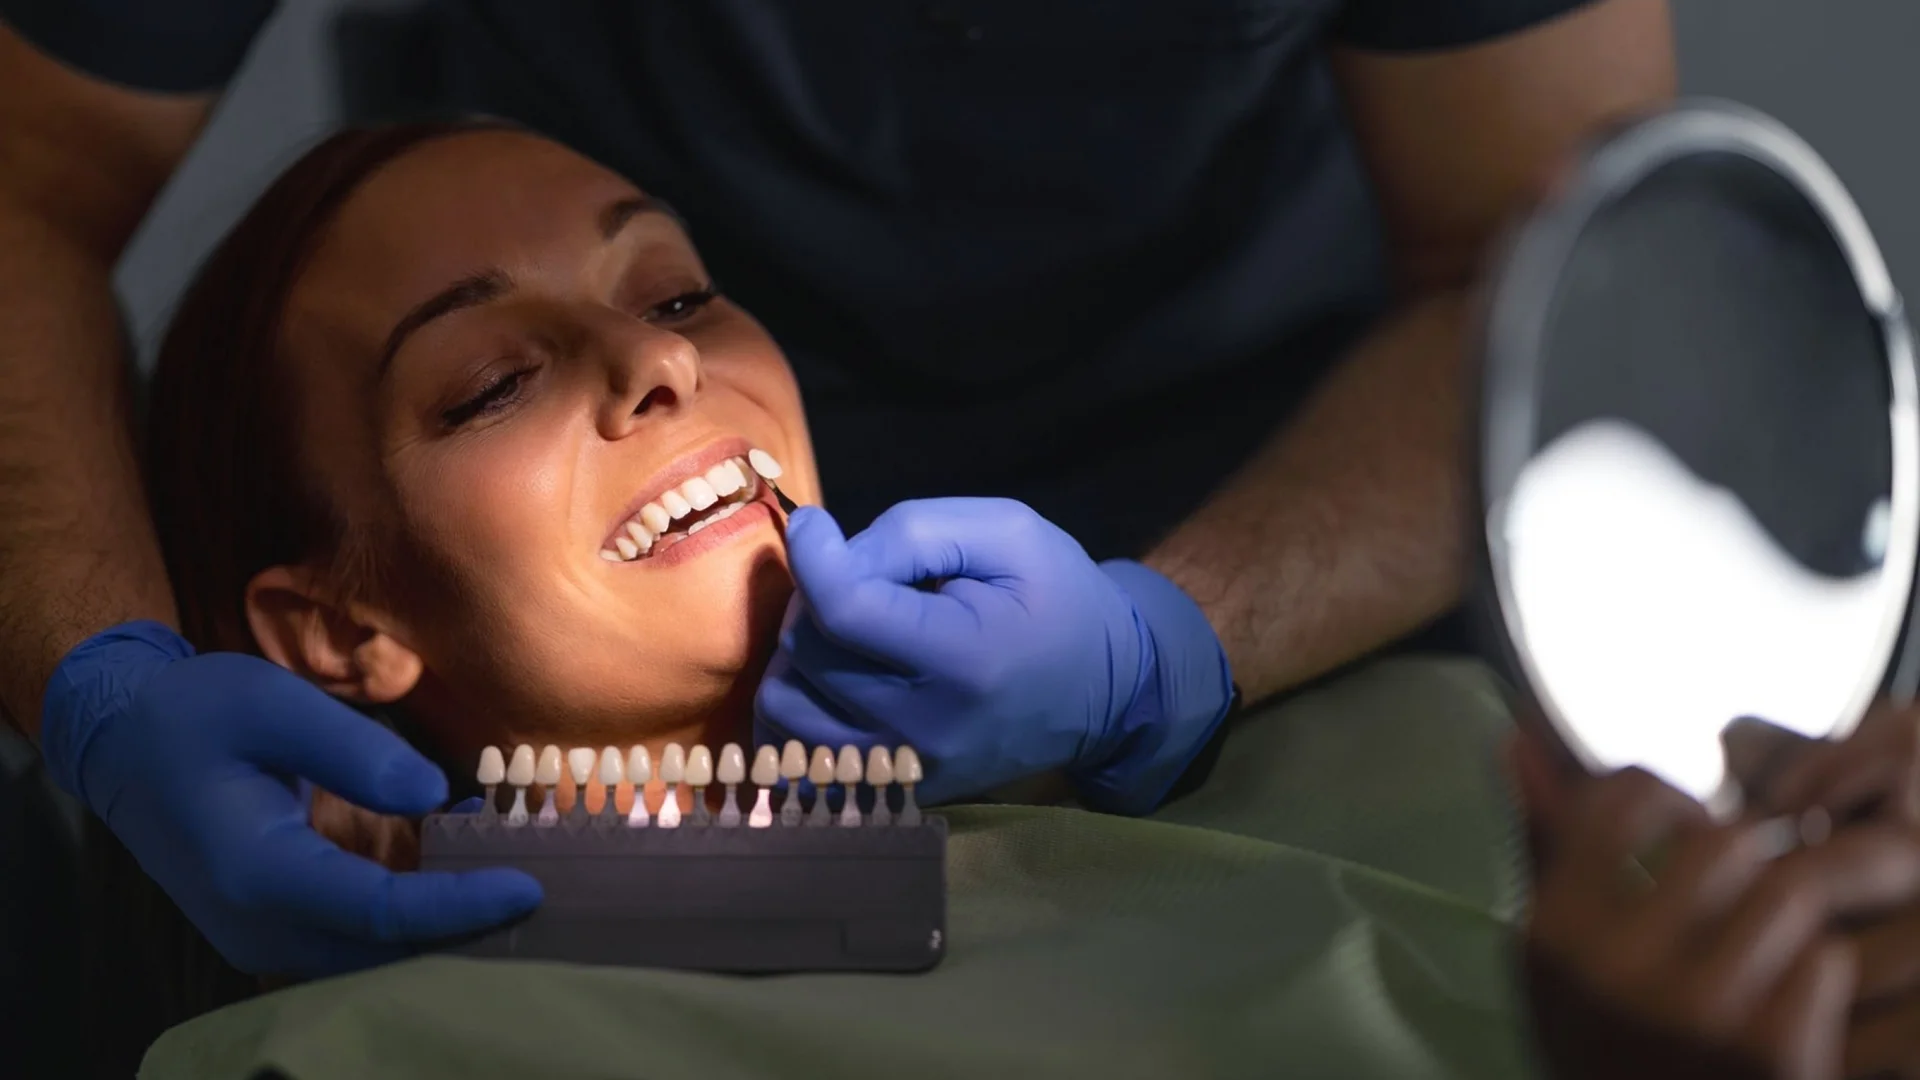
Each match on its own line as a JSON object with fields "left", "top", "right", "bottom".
{"left": 5, "top": 0, "right": 1595, "bottom": 560}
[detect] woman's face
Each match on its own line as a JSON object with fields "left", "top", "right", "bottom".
{"left": 264, "top": 130, "right": 820, "bottom": 758}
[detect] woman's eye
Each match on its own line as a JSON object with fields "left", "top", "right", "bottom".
{"left": 644, "top": 288, "right": 719, "bottom": 324}
{"left": 441, "top": 367, "right": 534, "bottom": 428}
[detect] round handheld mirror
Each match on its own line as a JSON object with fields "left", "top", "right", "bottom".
{"left": 1478, "top": 100, "right": 1920, "bottom": 815}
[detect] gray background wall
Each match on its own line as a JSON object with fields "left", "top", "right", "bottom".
{"left": 111, "top": 0, "right": 1920, "bottom": 370}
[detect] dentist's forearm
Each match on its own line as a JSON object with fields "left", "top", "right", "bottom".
{"left": 1144, "top": 290, "right": 1473, "bottom": 705}
{"left": 0, "top": 29, "right": 213, "bottom": 739}
{"left": 0, "top": 195, "right": 179, "bottom": 739}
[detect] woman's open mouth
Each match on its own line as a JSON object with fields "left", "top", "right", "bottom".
{"left": 599, "top": 446, "right": 784, "bottom": 565}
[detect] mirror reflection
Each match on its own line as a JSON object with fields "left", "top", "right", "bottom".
{"left": 1483, "top": 119, "right": 1916, "bottom": 810}
{"left": 1502, "top": 418, "right": 1892, "bottom": 802}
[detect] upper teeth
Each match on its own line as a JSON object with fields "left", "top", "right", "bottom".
{"left": 599, "top": 452, "right": 777, "bottom": 563}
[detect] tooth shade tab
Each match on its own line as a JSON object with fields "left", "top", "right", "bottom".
{"left": 835, "top": 745, "right": 864, "bottom": 785}
{"left": 748, "top": 448, "right": 783, "bottom": 480}
{"left": 476, "top": 746, "right": 506, "bottom": 786}
{"left": 808, "top": 746, "right": 837, "bottom": 786}
{"left": 718, "top": 743, "right": 747, "bottom": 785}
{"left": 535, "top": 745, "right": 564, "bottom": 786}
{"left": 626, "top": 745, "right": 652, "bottom": 784}
{"left": 506, "top": 745, "right": 537, "bottom": 786}
{"left": 865, "top": 746, "right": 894, "bottom": 787}
{"left": 598, "top": 747, "right": 624, "bottom": 786}
{"left": 567, "top": 748, "right": 596, "bottom": 786}
{"left": 750, "top": 745, "right": 781, "bottom": 787}
{"left": 780, "top": 740, "right": 808, "bottom": 780}
{"left": 660, "top": 743, "right": 687, "bottom": 784}
{"left": 685, "top": 745, "right": 714, "bottom": 787}
{"left": 895, "top": 746, "right": 923, "bottom": 785}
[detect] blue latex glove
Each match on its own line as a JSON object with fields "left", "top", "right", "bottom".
{"left": 39, "top": 620, "right": 542, "bottom": 976}
{"left": 754, "top": 499, "right": 1235, "bottom": 813}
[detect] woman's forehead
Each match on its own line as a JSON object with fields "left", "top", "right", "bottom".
{"left": 290, "top": 131, "right": 638, "bottom": 346}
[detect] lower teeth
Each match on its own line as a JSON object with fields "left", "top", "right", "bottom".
{"left": 680, "top": 500, "right": 744, "bottom": 538}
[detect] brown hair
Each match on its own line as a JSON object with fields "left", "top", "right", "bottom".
{"left": 148, "top": 118, "right": 513, "bottom": 653}
{"left": 87, "top": 118, "right": 511, "bottom": 1077}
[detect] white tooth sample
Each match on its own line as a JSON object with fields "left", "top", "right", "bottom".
{"left": 640, "top": 503, "right": 672, "bottom": 534}
{"left": 624, "top": 520, "right": 655, "bottom": 553}
{"left": 707, "top": 460, "right": 745, "bottom": 497}
{"left": 717, "top": 743, "right": 746, "bottom": 827}
{"left": 685, "top": 745, "right": 714, "bottom": 826}
{"left": 749, "top": 745, "right": 779, "bottom": 828}
{"left": 748, "top": 448, "right": 783, "bottom": 480}
{"left": 661, "top": 489, "right": 693, "bottom": 519}
{"left": 535, "top": 745, "right": 564, "bottom": 826}
{"left": 626, "top": 745, "right": 653, "bottom": 827}
{"left": 895, "top": 746, "right": 923, "bottom": 827}
{"left": 866, "top": 746, "right": 895, "bottom": 826}
{"left": 477, "top": 746, "right": 506, "bottom": 814}
{"left": 566, "top": 748, "right": 597, "bottom": 820}
{"left": 597, "top": 747, "right": 625, "bottom": 820}
{"left": 806, "top": 746, "right": 836, "bottom": 827}
{"left": 658, "top": 743, "right": 686, "bottom": 828}
{"left": 866, "top": 746, "right": 894, "bottom": 786}
{"left": 836, "top": 744, "right": 865, "bottom": 827}
{"left": 681, "top": 476, "right": 718, "bottom": 511}
{"left": 614, "top": 535, "right": 639, "bottom": 560}
{"left": 505, "top": 745, "right": 535, "bottom": 826}
{"left": 779, "top": 740, "right": 808, "bottom": 826}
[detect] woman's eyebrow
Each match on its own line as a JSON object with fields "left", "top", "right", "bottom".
{"left": 378, "top": 268, "right": 513, "bottom": 378}
{"left": 598, "top": 194, "right": 659, "bottom": 239}
{"left": 376, "top": 196, "right": 662, "bottom": 379}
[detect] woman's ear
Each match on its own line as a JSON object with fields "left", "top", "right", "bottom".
{"left": 245, "top": 565, "right": 424, "bottom": 704}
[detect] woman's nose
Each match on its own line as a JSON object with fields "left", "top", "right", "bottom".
{"left": 597, "top": 319, "right": 702, "bottom": 438}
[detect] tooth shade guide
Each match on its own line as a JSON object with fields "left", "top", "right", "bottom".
{"left": 416, "top": 774, "right": 948, "bottom": 975}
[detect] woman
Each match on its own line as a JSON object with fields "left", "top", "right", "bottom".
{"left": 96, "top": 116, "right": 823, "bottom": 1071}
{"left": 114, "top": 119, "right": 1920, "bottom": 1080}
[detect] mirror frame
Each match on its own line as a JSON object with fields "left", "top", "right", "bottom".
{"left": 1473, "top": 99, "right": 1920, "bottom": 777}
